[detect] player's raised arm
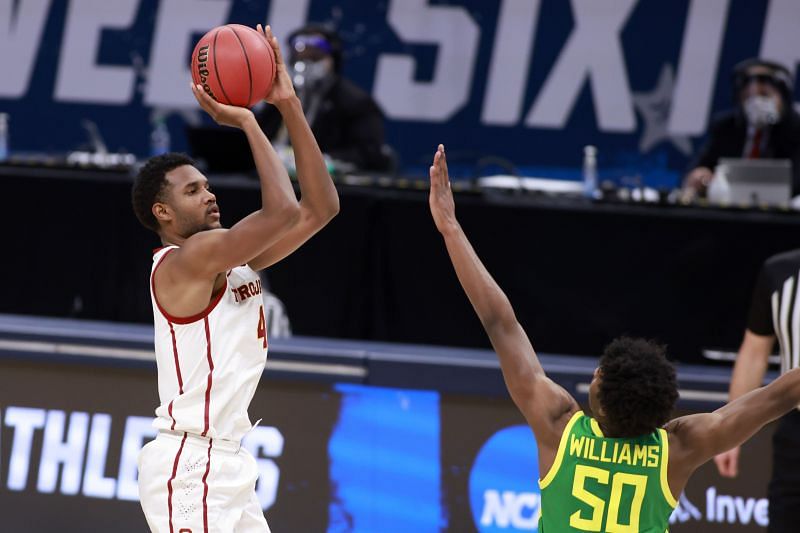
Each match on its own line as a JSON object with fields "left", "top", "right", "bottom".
{"left": 248, "top": 24, "right": 339, "bottom": 271}
{"left": 713, "top": 330, "right": 775, "bottom": 477}
{"left": 428, "top": 144, "right": 579, "bottom": 448}
{"left": 667, "top": 366, "right": 800, "bottom": 482}
{"left": 174, "top": 80, "right": 300, "bottom": 276}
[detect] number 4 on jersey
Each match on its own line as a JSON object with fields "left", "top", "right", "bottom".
{"left": 257, "top": 305, "right": 268, "bottom": 349}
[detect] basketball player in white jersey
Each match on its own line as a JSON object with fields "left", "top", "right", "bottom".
{"left": 131, "top": 25, "right": 338, "bottom": 532}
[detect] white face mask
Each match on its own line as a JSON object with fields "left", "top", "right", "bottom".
{"left": 290, "top": 59, "right": 332, "bottom": 91}
{"left": 743, "top": 95, "right": 780, "bottom": 127}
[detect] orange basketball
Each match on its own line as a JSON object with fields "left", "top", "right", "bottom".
{"left": 191, "top": 24, "right": 276, "bottom": 108}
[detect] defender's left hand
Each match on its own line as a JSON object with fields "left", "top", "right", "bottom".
{"left": 429, "top": 144, "right": 458, "bottom": 234}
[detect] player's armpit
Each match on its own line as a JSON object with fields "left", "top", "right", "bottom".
{"left": 485, "top": 319, "right": 580, "bottom": 448}
{"left": 517, "top": 374, "right": 581, "bottom": 446}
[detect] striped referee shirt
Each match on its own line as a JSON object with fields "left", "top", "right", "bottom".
{"left": 748, "top": 248, "right": 800, "bottom": 374}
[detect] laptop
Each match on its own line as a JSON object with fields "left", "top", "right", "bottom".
{"left": 717, "top": 158, "right": 792, "bottom": 207}
{"left": 185, "top": 126, "right": 255, "bottom": 173}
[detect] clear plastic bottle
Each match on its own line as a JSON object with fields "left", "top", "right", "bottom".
{"left": 150, "top": 117, "right": 171, "bottom": 157}
{"left": 582, "top": 145, "right": 598, "bottom": 199}
{"left": 708, "top": 163, "right": 731, "bottom": 205}
{"left": 0, "top": 113, "right": 9, "bottom": 162}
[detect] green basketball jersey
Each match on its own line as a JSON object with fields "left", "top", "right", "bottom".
{"left": 538, "top": 411, "right": 677, "bottom": 532}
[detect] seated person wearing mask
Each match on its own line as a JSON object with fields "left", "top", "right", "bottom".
{"left": 257, "top": 24, "right": 392, "bottom": 172}
{"left": 683, "top": 59, "right": 800, "bottom": 199}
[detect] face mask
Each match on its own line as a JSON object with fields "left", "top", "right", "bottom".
{"left": 290, "top": 59, "right": 332, "bottom": 91}
{"left": 743, "top": 95, "right": 780, "bottom": 127}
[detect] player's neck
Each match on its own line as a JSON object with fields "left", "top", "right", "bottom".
{"left": 159, "top": 231, "right": 185, "bottom": 248}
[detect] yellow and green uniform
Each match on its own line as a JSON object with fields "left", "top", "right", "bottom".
{"left": 539, "top": 411, "right": 677, "bottom": 532}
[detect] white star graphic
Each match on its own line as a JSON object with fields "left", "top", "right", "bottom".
{"left": 633, "top": 64, "right": 693, "bottom": 156}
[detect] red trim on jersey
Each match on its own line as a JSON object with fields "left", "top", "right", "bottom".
{"left": 168, "top": 400, "right": 176, "bottom": 431}
{"left": 167, "top": 432, "right": 188, "bottom": 533}
{"left": 202, "top": 438, "right": 212, "bottom": 533}
{"left": 201, "top": 317, "right": 214, "bottom": 437}
{"left": 167, "top": 320, "right": 183, "bottom": 430}
{"left": 168, "top": 321, "right": 184, "bottom": 393}
{"left": 151, "top": 248, "right": 228, "bottom": 325}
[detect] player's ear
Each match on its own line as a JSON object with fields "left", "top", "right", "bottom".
{"left": 152, "top": 202, "right": 172, "bottom": 223}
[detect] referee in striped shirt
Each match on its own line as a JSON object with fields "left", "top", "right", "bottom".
{"left": 715, "top": 249, "right": 800, "bottom": 532}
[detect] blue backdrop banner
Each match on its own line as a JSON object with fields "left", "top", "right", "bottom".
{"left": 2, "top": 0, "right": 798, "bottom": 185}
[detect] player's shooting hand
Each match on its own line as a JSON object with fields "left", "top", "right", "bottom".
{"left": 191, "top": 83, "right": 254, "bottom": 129}
{"left": 258, "top": 24, "right": 296, "bottom": 106}
{"left": 713, "top": 446, "right": 740, "bottom": 478}
{"left": 429, "top": 144, "right": 458, "bottom": 234}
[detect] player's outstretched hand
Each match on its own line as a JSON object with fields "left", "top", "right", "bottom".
{"left": 713, "top": 446, "right": 740, "bottom": 478}
{"left": 429, "top": 144, "right": 458, "bottom": 234}
{"left": 191, "top": 82, "right": 254, "bottom": 129}
{"left": 258, "top": 24, "right": 296, "bottom": 105}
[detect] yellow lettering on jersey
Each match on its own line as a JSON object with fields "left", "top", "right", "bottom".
{"left": 612, "top": 441, "right": 620, "bottom": 463}
{"left": 633, "top": 445, "right": 647, "bottom": 466}
{"left": 588, "top": 439, "right": 600, "bottom": 461}
{"left": 647, "top": 446, "right": 659, "bottom": 468}
{"left": 570, "top": 435, "right": 586, "bottom": 457}
{"left": 599, "top": 441, "right": 613, "bottom": 463}
{"left": 618, "top": 443, "right": 631, "bottom": 465}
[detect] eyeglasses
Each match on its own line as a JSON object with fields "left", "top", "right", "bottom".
{"left": 740, "top": 73, "right": 780, "bottom": 88}
{"left": 290, "top": 34, "right": 333, "bottom": 55}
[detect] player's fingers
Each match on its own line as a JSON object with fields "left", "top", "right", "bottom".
{"left": 192, "top": 84, "right": 218, "bottom": 116}
{"left": 432, "top": 151, "right": 443, "bottom": 184}
{"left": 438, "top": 144, "right": 449, "bottom": 180}
{"left": 193, "top": 83, "right": 212, "bottom": 107}
{"left": 263, "top": 25, "right": 283, "bottom": 64}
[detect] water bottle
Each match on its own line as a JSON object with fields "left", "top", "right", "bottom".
{"left": 0, "top": 113, "right": 9, "bottom": 162}
{"left": 707, "top": 163, "right": 731, "bottom": 205}
{"left": 150, "top": 117, "right": 171, "bottom": 157}
{"left": 582, "top": 145, "right": 598, "bottom": 199}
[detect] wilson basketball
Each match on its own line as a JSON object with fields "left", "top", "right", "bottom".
{"left": 191, "top": 24, "right": 276, "bottom": 108}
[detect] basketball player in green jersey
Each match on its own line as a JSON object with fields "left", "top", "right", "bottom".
{"left": 427, "top": 144, "right": 800, "bottom": 532}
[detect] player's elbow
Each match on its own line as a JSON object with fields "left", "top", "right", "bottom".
{"left": 266, "top": 202, "right": 301, "bottom": 233}
{"left": 317, "top": 196, "right": 340, "bottom": 225}
{"left": 482, "top": 308, "right": 518, "bottom": 337}
{"left": 326, "top": 195, "right": 340, "bottom": 220}
{"left": 282, "top": 202, "right": 302, "bottom": 228}
{"left": 306, "top": 196, "right": 340, "bottom": 230}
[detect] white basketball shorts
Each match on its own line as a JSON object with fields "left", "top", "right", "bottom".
{"left": 138, "top": 430, "right": 270, "bottom": 533}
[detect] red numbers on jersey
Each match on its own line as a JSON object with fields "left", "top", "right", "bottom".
{"left": 257, "top": 305, "right": 268, "bottom": 349}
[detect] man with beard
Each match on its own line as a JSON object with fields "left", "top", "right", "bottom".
{"left": 131, "top": 25, "right": 338, "bottom": 532}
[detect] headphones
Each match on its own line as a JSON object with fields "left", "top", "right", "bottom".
{"left": 731, "top": 58, "right": 794, "bottom": 105}
{"left": 287, "top": 24, "right": 344, "bottom": 74}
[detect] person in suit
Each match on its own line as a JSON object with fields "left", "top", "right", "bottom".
{"left": 257, "top": 24, "right": 393, "bottom": 173}
{"left": 682, "top": 59, "right": 800, "bottom": 199}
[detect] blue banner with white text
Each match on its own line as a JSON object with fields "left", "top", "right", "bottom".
{"left": 2, "top": 0, "right": 798, "bottom": 186}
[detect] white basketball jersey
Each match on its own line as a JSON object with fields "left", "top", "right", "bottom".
{"left": 150, "top": 246, "right": 268, "bottom": 442}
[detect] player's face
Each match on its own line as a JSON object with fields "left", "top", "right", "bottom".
{"left": 163, "top": 165, "right": 221, "bottom": 236}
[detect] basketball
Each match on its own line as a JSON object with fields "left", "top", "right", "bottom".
{"left": 191, "top": 24, "right": 277, "bottom": 108}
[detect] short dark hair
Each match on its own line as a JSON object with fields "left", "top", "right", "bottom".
{"left": 597, "top": 337, "right": 678, "bottom": 437}
{"left": 131, "top": 153, "right": 195, "bottom": 232}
